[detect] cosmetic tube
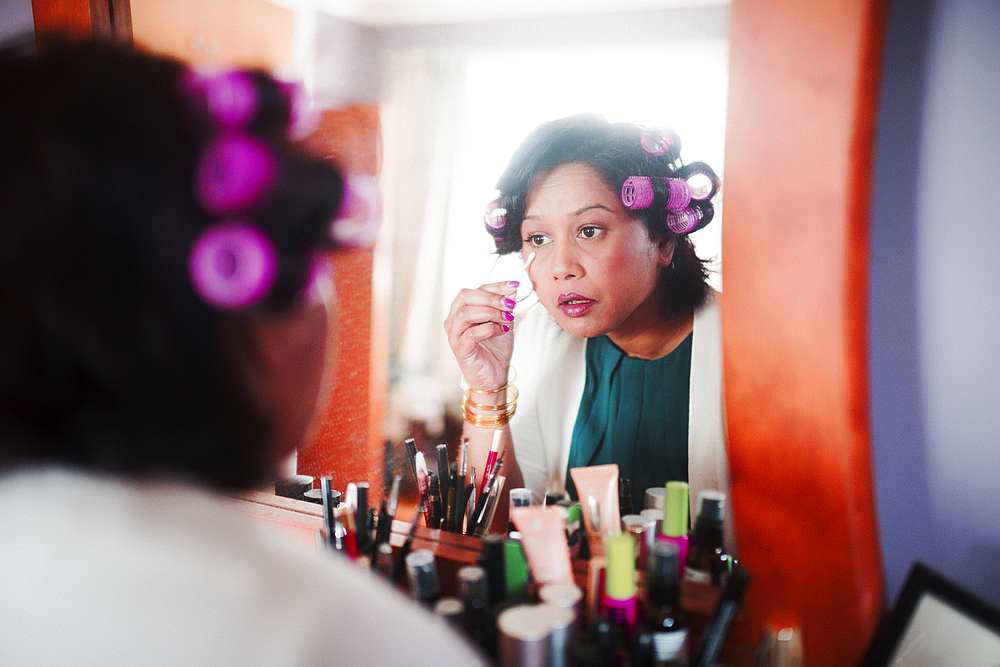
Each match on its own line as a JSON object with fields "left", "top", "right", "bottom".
{"left": 510, "top": 505, "right": 576, "bottom": 588}
{"left": 570, "top": 464, "right": 621, "bottom": 559}
{"left": 604, "top": 532, "right": 638, "bottom": 647}
{"left": 658, "top": 480, "right": 690, "bottom": 576}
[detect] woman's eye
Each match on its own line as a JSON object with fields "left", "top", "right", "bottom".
{"left": 523, "top": 233, "right": 550, "bottom": 247}
{"left": 579, "top": 226, "right": 603, "bottom": 239}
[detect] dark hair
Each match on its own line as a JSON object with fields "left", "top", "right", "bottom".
{"left": 490, "top": 113, "right": 719, "bottom": 320}
{"left": 0, "top": 38, "right": 345, "bottom": 489}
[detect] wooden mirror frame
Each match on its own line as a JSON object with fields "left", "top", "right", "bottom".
{"left": 722, "top": 0, "right": 888, "bottom": 664}
{"left": 31, "top": 1, "right": 890, "bottom": 663}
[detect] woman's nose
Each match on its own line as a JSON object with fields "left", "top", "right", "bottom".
{"left": 549, "top": 241, "right": 581, "bottom": 280}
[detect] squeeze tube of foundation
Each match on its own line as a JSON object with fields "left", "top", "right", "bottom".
{"left": 509, "top": 505, "right": 576, "bottom": 588}
{"left": 570, "top": 464, "right": 621, "bottom": 559}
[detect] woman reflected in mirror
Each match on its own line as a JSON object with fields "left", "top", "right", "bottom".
{"left": 444, "top": 114, "right": 732, "bottom": 544}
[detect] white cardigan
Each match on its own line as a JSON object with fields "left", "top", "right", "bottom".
{"left": 509, "top": 291, "right": 735, "bottom": 551}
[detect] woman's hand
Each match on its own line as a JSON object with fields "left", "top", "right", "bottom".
{"left": 444, "top": 281, "right": 519, "bottom": 391}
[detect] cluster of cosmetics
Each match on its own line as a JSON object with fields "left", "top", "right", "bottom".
{"left": 403, "top": 434, "right": 507, "bottom": 536}
{"left": 398, "top": 470, "right": 747, "bottom": 667}
{"left": 282, "top": 446, "right": 747, "bottom": 667}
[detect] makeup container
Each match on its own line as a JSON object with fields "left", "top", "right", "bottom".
{"left": 498, "top": 604, "right": 573, "bottom": 667}
{"left": 504, "top": 534, "right": 530, "bottom": 601}
{"left": 538, "top": 583, "right": 584, "bottom": 634}
{"left": 658, "top": 481, "right": 690, "bottom": 576}
{"left": 604, "top": 532, "right": 638, "bottom": 647}
{"left": 405, "top": 549, "right": 440, "bottom": 607}
{"left": 274, "top": 474, "right": 313, "bottom": 500}
{"left": 457, "top": 565, "right": 494, "bottom": 655}
{"left": 433, "top": 597, "right": 465, "bottom": 627}
{"left": 480, "top": 535, "right": 507, "bottom": 606}
{"left": 537, "top": 604, "right": 576, "bottom": 667}
{"left": 509, "top": 505, "right": 575, "bottom": 589}
{"left": 645, "top": 486, "right": 666, "bottom": 510}
{"left": 621, "top": 514, "right": 651, "bottom": 570}
{"left": 571, "top": 464, "right": 622, "bottom": 559}
{"left": 510, "top": 487, "right": 533, "bottom": 511}
{"left": 686, "top": 490, "right": 729, "bottom": 586}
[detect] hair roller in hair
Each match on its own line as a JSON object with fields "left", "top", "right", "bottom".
{"left": 666, "top": 208, "right": 702, "bottom": 234}
{"left": 484, "top": 199, "right": 507, "bottom": 231}
{"left": 330, "top": 172, "right": 381, "bottom": 249}
{"left": 189, "top": 221, "right": 277, "bottom": 309}
{"left": 184, "top": 69, "right": 259, "bottom": 129}
{"left": 195, "top": 133, "right": 277, "bottom": 214}
{"left": 664, "top": 178, "right": 692, "bottom": 210}
{"left": 639, "top": 128, "right": 680, "bottom": 157}
{"left": 682, "top": 162, "right": 721, "bottom": 201}
{"left": 278, "top": 80, "right": 321, "bottom": 140}
{"left": 621, "top": 177, "right": 655, "bottom": 210}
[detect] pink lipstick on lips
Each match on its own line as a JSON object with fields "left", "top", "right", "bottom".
{"left": 558, "top": 292, "right": 596, "bottom": 317}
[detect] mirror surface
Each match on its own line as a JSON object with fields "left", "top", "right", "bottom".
{"left": 353, "top": 5, "right": 733, "bottom": 441}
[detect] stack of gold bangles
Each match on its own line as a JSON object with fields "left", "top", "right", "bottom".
{"left": 461, "top": 370, "right": 517, "bottom": 429}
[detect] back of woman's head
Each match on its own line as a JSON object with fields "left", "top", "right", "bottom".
{"left": 0, "top": 37, "right": 347, "bottom": 488}
{"left": 488, "top": 113, "right": 720, "bottom": 319}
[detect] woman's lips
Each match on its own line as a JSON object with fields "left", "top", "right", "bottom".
{"left": 558, "top": 293, "right": 595, "bottom": 317}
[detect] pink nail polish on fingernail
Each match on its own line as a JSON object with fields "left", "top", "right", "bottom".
{"left": 501, "top": 324, "right": 510, "bottom": 332}
{"left": 504, "top": 298, "right": 516, "bottom": 309}
{"left": 509, "top": 281, "right": 520, "bottom": 288}
{"left": 504, "top": 312, "right": 514, "bottom": 322}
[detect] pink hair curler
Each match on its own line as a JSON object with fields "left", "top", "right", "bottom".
{"left": 184, "top": 69, "right": 258, "bottom": 129}
{"left": 278, "top": 80, "right": 321, "bottom": 141}
{"left": 687, "top": 171, "right": 719, "bottom": 201}
{"left": 195, "top": 133, "right": 277, "bottom": 214}
{"left": 484, "top": 199, "right": 507, "bottom": 230}
{"left": 664, "top": 178, "right": 692, "bottom": 210}
{"left": 639, "top": 128, "right": 679, "bottom": 157}
{"left": 621, "top": 177, "right": 655, "bottom": 210}
{"left": 188, "top": 221, "right": 277, "bottom": 309}
{"left": 666, "top": 208, "right": 702, "bottom": 234}
{"left": 330, "top": 172, "right": 382, "bottom": 249}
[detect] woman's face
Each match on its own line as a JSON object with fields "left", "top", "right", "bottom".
{"left": 520, "top": 162, "right": 673, "bottom": 340}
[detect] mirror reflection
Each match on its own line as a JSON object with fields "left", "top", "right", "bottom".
{"left": 370, "top": 8, "right": 731, "bottom": 463}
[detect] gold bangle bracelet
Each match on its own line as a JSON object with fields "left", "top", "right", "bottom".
{"left": 462, "top": 386, "right": 518, "bottom": 412}
{"left": 461, "top": 408, "right": 512, "bottom": 429}
{"left": 460, "top": 368, "right": 517, "bottom": 395}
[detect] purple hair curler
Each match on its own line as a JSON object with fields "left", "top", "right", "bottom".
{"left": 687, "top": 173, "right": 714, "bottom": 200}
{"left": 484, "top": 199, "right": 507, "bottom": 230}
{"left": 621, "top": 177, "right": 655, "bottom": 210}
{"left": 278, "top": 80, "right": 321, "bottom": 141}
{"left": 195, "top": 133, "right": 277, "bottom": 214}
{"left": 304, "top": 253, "right": 336, "bottom": 306}
{"left": 184, "top": 69, "right": 258, "bottom": 129}
{"left": 189, "top": 221, "right": 277, "bottom": 309}
{"left": 666, "top": 208, "right": 702, "bottom": 234}
{"left": 664, "top": 178, "right": 692, "bottom": 210}
{"left": 330, "top": 172, "right": 382, "bottom": 249}
{"left": 639, "top": 128, "right": 679, "bottom": 157}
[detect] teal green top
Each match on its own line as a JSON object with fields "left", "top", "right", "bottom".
{"left": 566, "top": 333, "right": 692, "bottom": 512}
